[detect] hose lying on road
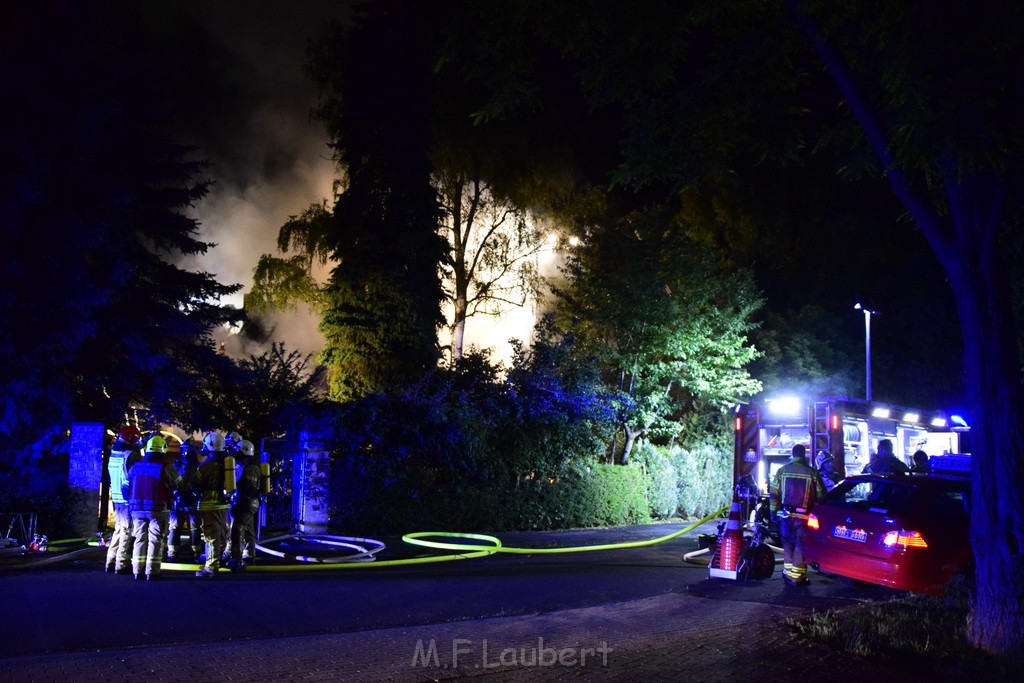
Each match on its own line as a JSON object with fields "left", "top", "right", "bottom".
{"left": 229, "top": 506, "right": 727, "bottom": 573}
{"left": 12, "top": 506, "right": 729, "bottom": 573}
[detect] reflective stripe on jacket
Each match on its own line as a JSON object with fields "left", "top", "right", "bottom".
{"left": 195, "top": 456, "right": 231, "bottom": 510}
{"left": 770, "top": 457, "right": 826, "bottom": 518}
{"left": 108, "top": 451, "right": 131, "bottom": 505}
{"left": 128, "top": 457, "right": 181, "bottom": 514}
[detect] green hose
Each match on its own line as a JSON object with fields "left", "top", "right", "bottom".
{"left": 402, "top": 507, "right": 726, "bottom": 555}
{"left": 40, "top": 506, "right": 728, "bottom": 573}
{"left": 227, "top": 506, "right": 727, "bottom": 572}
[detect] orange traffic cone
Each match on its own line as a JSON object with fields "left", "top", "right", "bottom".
{"left": 709, "top": 493, "right": 743, "bottom": 579}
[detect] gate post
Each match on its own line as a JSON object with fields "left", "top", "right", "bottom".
{"left": 294, "top": 430, "right": 331, "bottom": 533}
{"left": 68, "top": 421, "right": 105, "bottom": 536}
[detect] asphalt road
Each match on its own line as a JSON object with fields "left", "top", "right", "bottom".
{"left": 0, "top": 522, "right": 901, "bottom": 660}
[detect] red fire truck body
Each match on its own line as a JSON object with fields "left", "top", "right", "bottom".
{"left": 733, "top": 396, "right": 969, "bottom": 493}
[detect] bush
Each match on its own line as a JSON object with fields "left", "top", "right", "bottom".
{"left": 632, "top": 443, "right": 679, "bottom": 519}
{"left": 668, "top": 443, "right": 732, "bottom": 519}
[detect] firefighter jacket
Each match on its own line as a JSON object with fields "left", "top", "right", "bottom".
{"left": 174, "top": 460, "right": 201, "bottom": 513}
{"left": 194, "top": 454, "right": 231, "bottom": 511}
{"left": 863, "top": 454, "right": 910, "bottom": 475}
{"left": 234, "top": 461, "right": 262, "bottom": 510}
{"left": 109, "top": 442, "right": 141, "bottom": 505}
{"left": 770, "top": 455, "right": 826, "bottom": 520}
{"left": 128, "top": 454, "right": 182, "bottom": 514}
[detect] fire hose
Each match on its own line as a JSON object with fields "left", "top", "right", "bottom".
{"left": 8, "top": 507, "right": 730, "bottom": 573}
{"left": 161, "top": 505, "right": 729, "bottom": 573}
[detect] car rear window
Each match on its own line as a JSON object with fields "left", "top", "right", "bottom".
{"left": 821, "top": 480, "right": 918, "bottom": 514}
{"left": 931, "top": 490, "right": 969, "bottom": 518}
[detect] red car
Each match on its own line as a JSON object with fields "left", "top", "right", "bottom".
{"left": 803, "top": 473, "right": 971, "bottom": 595}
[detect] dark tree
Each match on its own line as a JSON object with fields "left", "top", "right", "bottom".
{"left": 1, "top": 3, "right": 240, "bottom": 481}
{"left": 789, "top": 0, "right": 1024, "bottom": 658}
{"left": 428, "top": 0, "right": 1023, "bottom": 657}
{"left": 304, "top": 1, "right": 448, "bottom": 399}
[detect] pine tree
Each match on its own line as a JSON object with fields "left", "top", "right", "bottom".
{"left": 1, "top": 3, "right": 240, "bottom": 480}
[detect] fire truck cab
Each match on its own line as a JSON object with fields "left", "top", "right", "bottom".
{"left": 733, "top": 395, "right": 970, "bottom": 493}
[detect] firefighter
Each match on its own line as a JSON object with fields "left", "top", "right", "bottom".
{"left": 814, "top": 450, "right": 839, "bottom": 491}
{"left": 911, "top": 450, "right": 931, "bottom": 473}
{"left": 167, "top": 437, "right": 203, "bottom": 562}
{"left": 193, "top": 431, "right": 232, "bottom": 578}
{"left": 104, "top": 425, "right": 143, "bottom": 574}
{"left": 770, "top": 443, "right": 826, "bottom": 586}
{"left": 225, "top": 431, "right": 245, "bottom": 455}
{"left": 127, "top": 434, "right": 183, "bottom": 580}
{"left": 862, "top": 438, "right": 910, "bottom": 475}
{"left": 220, "top": 431, "right": 245, "bottom": 560}
{"left": 226, "top": 440, "right": 261, "bottom": 571}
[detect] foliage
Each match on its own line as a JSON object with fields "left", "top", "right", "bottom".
{"left": 189, "top": 342, "right": 325, "bottom": 440}
{"left": 750, "top": 305, "right": 861, "bottom": 401}
{"left": 303, "top": 3, "right": 448, "bottom": 400}
{"left": 324, "top": 340, "right": 630, "bottom": 533}
{"left": 631, "top": 442, "right": 679, "bottom": 519}
{"left": 0, "top": 3, "right": 240, "bottom": 485}
{"left": 668, "top": 443, "right": 732, "bottom": 520}
{"left": 787, "top": 0, "right": 1024, "bottom": 657}
{"left": 552, "top": 206, "right": 763, "bottom": 461}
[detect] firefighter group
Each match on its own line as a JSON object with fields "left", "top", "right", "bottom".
{"left": 104, "top": 425, "right": 269, "bottom": 580}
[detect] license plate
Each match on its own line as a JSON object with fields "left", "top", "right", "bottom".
{"left": 832, "top": 525, "right": 867, "bottom": 543}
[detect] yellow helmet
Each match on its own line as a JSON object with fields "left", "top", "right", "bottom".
{"left": 145, "top": 435, "right": 168, "bottom": 454}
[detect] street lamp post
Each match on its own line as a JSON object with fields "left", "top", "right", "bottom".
{"left": 854, "top": 303, "right": 878, "bottom": 401}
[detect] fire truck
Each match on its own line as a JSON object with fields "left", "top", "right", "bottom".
{"left": 732, "top": 395, "right": 971, "bottom": 494}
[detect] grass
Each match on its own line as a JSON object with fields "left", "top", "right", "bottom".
{"left": 788, "top": 576, "right": 1014, "bottom": 680}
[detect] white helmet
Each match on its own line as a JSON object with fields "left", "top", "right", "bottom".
{"left": 226, "top": 431, "right": 244, "bottom": 449}
{"left": 202, "top": 432, "right": 225, "bottom": 452}
{"left": 238, "top": 440, "right": 255, "bottom": 458}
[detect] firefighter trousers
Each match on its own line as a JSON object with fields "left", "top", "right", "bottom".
{"left": 197, "top": 508, "right": 230, "bottom": 572}
{"left": 227, "top": 501, "right": 260, "bottom": 564}
{"left": 105, "top": 503, "right": 133, "bottom": 571}
{"left": 131, "top": 510, "right": 170, "bottom": 577}
{"left": 168, "top": 510, "right": 202, "bottom": 560}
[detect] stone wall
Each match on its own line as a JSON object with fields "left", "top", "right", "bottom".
{"left": 294, "top": 430, "right": 332, "bottom": 533}
{"left": 67, "top": 422, "right": 105, "bottom": 537}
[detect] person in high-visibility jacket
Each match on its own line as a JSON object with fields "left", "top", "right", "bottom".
{"left": 193, "top": 431, "right": 232, "bottom": 578}
{"left": 227, "top": 440, "right": 261, "bottom": 571}
{"left": 105, "top": 425, "right": 143, "bottom": 574}
{"left": 770, "top": 443, "right": 826, "bottom": 586}
{"left": 167, "top": 437, "right": 203, "bottom": 562}
{"left": 127, "top": 434, "right": 183, "bottom": 580}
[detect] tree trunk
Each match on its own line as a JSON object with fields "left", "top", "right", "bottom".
{"left": 791, "top": 4, "right": 1024, "bottom": 655}
{"left": 451, "top": 294, "right": 467, "bottom": 361}
{"left": 946, "top": 235, "right": 1024, "bottom": 659}
{"left": 620, "top": 424, "right": 645, "bottom": 465}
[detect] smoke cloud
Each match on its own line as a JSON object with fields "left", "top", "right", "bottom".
{"left": 147, "top": 1, "right": 549, "bottom": 367}
{"left": 142, "top": 1, "right": 351, "bottom": 359}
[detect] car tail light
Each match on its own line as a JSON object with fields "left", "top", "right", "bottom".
{"left": 882, "top": 530, "right": 929, "bottom": 549}
{"left": 807, "top": 514, "right": 819, "bottom": 530}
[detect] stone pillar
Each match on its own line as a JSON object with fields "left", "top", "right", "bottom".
{"left": 67, "top": 422, "right": 105, "bottom": 537}
{"left": 294, "top": 430, "right": 331, "bottom": 534}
